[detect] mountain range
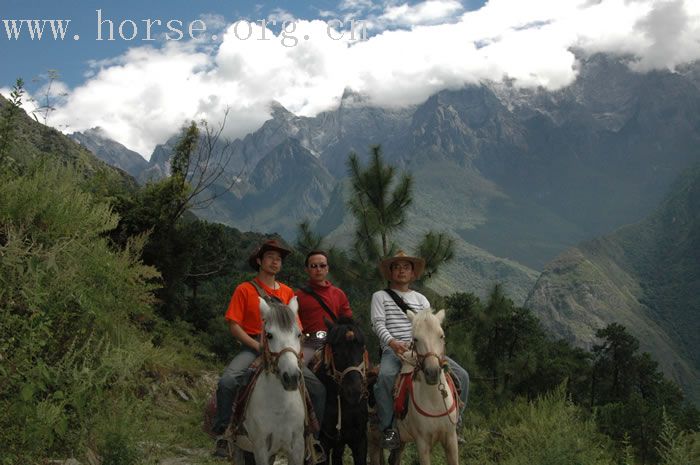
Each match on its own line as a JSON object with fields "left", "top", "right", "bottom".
{"left": 69, "top": 53, "right": 700, "bottom": 401}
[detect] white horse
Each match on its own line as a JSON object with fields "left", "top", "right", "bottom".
{"left": 391, "top": 309, "right": 459, "bottom": 465}
{"left": 232, "top": 296, "right": 306, "bottom": 465}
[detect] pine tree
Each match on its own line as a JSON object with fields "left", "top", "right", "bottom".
{"left": 346, "top": 145, "right": 412, "bottom": 259}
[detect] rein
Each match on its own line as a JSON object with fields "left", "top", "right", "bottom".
{"left": 406, "top": 345, "right": 458, "bottom": 420}
{"left": 322, "top": 337, "right": 370, "bottom": 434}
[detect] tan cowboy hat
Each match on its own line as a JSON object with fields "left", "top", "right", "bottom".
{"left": 379, "top": 250, "right": 425, "bottom": 281}
{"left": 248, "top": 239, "right": 292, "bottom": 270}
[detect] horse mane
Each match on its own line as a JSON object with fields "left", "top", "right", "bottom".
{"left": 266, "top": 301, "right": 295, "bottom": 329}
{"left": 327, "top": 316, "right": 365, "bottom": 346}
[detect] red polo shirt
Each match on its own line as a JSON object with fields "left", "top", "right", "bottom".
{"left": 296, "top": 280, "right": 352, "bottom": 333}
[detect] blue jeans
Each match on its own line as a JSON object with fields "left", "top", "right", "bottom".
{"left": 374, "top": 348, "right": 469, "bottom": 431}
{"left": 213, "top": 347, "right": 326, "bottom": 434}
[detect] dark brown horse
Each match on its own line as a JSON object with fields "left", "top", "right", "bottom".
{"left": 316, "top": 317, "right": 369, "bottom": 465}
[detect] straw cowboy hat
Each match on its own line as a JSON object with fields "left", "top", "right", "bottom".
{"left": 248, "top": 239, "right": 292, "bottom": 270}
{"left": 379, "top": 250, "right": 425, "bottom": 281}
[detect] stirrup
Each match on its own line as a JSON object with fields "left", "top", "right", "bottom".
{"left": 213, "top": 435, "right": 231, "bottom": 458}
{"left": 306, "top": 437, "right": 326, "bottom": 464}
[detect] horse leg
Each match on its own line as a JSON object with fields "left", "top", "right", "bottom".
{"left": 331, "top": 443, "right": 344, "bottom": 465}
{"left": 443, "top": 437, "right": 459, "bottom": 465}
{"left": 443, "top": 434, "right": 459, "bottom": 465}
{"left": 367, "top": 424, "right": 384, "bottom": 465}
{"left": 415, "top": 439, "right": 432, "bottom": 465}
{"left": 387, "top": 444, "right": 404, "bottom": 465}
{"left": 287, "top": 432, "right": 305, "bottom": 465}
{"left": 349, "top": 436, "right": 368, "bottom": 465}
{"left": 252, "top": 445, "right": 270, "bottom": 465}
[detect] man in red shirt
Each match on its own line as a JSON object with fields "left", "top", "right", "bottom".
{"left": 213, "top": 240, "right": 326, "bottom": 457}
{"left": 296, "top": 250, "right": 353, "bottom": 364}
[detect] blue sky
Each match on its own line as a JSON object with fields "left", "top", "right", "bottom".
{"left": 1, "top": 1, "right": 697, "bottom": 158}
{"left": 1, "top": 0, "right": 485, "bottom": 88}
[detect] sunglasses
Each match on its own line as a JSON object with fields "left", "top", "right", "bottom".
{"left": 308, "top": 263, "right": 328, "bottom": 269}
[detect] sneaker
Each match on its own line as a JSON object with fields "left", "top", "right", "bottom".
{"left": 381, "top": 428, "right": 400, "bottom": 450}
{"left": 213, "top": 435, "right": 230, "bottom": 458}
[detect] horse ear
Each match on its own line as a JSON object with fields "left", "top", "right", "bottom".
{"left": 259, "top": 297, "right": 271, "bottom": 319}
{"left": 435, "top": 309, "right": 446, "bottom": 324}
{"left": 407, "top": 310, "right": 416, "bottom": 321}
{"left": 287, "top": 296, "right": 299, "bottom": 314}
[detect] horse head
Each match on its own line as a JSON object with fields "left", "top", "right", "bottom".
{"left": 259, "top": 296, "right": 303, "bottom": 391}
{"left": 325, "top": 316, "right": 368, "bottom": 405}
{"left": 408, "top": 309, "right": 446, "bottom": 386}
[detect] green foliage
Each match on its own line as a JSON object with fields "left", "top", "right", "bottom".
{"left": 590, "top": 324, "right": 698, "bottom": 463}
{"left": 416, "top": 230, "right": 455, "bottom": 282}
{"left": 0, "top": 78, "right": 25, "bottom": 162}
{"left": 445, "top": 287, "right": 591, "bottom": 410}
{"left": 295, "top": 220, "right": 324, "bottom": 256}
{"left": 347, "top": 145, "right": 413, "bottom": 260}
{"left": 656, "top": 411, "right": 699, "bottom": 465}
{"left": 171, "top": 121, "right": 199, "bottom": 180}
{"left": 100, "top": 430, "right": 140, "bottom": 465}
{"left": 0, "top": 161, "right": 160, "bottom": 463}
{"left": 455, "top": 387, "right": 615, "bottom": 465}
{"left": 495, "top": 387, "right": 615, "bottom": 465}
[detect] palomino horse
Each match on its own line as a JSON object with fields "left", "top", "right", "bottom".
{"left": 390, "top": 309, "right": 459, "bottom": 465}
{"left": 316, "top": 317, "right": 369, "bottom": 465}
{"left": 231, "top": 296, "right": 306, "bottom": 465}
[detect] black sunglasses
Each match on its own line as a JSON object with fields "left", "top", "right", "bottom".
{"left": 308, "top": 263, "right": 328, "bottom": 269}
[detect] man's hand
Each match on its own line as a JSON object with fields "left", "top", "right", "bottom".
{"left": 389, "top": 339, "right": 409, "bottom": 356}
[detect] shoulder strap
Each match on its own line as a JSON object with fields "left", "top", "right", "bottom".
{"left": 249, "top": 280, "right": 283, "bottom": 304}
{"left": 384, "top": 288, "right": 411, "bottom": 314}
{"left": 302, "top": 286, "right": 337, "bottom": 323}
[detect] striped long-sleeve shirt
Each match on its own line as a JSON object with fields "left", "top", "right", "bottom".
{"left": 370, "top": 289, "right": 430, "bottom": 350}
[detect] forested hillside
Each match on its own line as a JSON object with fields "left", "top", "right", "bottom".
{"left": 1, "top": 88, "right": 698, "bottom": 465}
{"left": 526, "top": 163, "right": 700, "bottom": 404}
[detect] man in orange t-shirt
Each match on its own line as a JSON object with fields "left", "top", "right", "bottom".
{"left": 212, "top": 239, "right": 326, "bottom": 455}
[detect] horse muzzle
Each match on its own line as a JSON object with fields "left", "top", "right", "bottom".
{"left": 424, "top": 367, "right": 440, "bottom": 385}
{"left": 281, "top": 371, "right": 300, "bottom": 391}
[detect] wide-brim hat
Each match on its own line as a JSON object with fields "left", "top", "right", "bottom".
{"left": 379, "top": 250, "right": 425, "bottom": 282}
{"left": 248, "top": 239, "right": 292, "bottom": 271}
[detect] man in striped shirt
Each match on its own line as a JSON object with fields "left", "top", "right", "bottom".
{"left": 371, "top": 251, "right": 469, "bottom": 450}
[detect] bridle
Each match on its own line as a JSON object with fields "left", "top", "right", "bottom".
{"left": 260, "top": 324, "right": 303, "bottom": 377}
{"left": 323, "top": 344, "right": 370, "bottom": 398}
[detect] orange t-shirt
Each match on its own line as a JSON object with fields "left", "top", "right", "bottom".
{"left": 225, "top": 278, "right": 297, "bottom": 335}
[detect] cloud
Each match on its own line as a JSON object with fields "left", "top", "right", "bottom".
{"left": 267, "top": 8, "right": 297, "bottom": 24}
{"left": 379, "top": 0, "right": 464, "bottom": 27}
{"left": 49, "top": 0, "right": 700, "bottom": 158}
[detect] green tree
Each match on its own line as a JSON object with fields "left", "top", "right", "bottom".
{"left": 345, "top": 145, "right": 454, "bottom": 287}
{"left": 347, "top": 145, "right": 412, "bottom": 259}
{"left": 590, "top": 323, "right": 699, "bottom": 463}
{"left": 416, "top": 231, "right": 455, "bottom": 282}
{"left": 295, "top": 220, "right": 323, "bottom": 256}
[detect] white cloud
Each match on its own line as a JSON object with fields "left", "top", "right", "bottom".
{"left": 267, "top": 8, "right": 297, "bottom": 24}
{"left": 50, "top": 0, "right": 700, "bottom": 158}
{"left": 380, "top": 0, "right": 464, "bottom": 27}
